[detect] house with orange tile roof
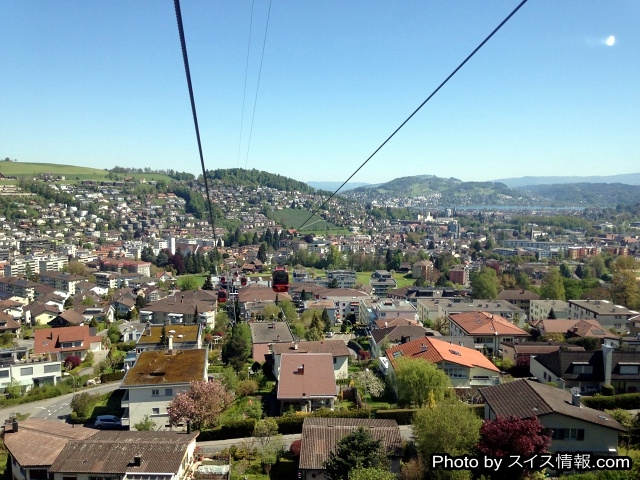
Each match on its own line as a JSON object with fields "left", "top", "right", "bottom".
{"left": 33, "top": 325, "right": 103, "bottom": 362}
{"left": 385, "top": 336, "right": 500, "bottom": 389}
{"left": 276, "top": 353, "right": 337, "bottom": 414}
{"left": 448, "top": 311, "right": 529, "bottom": 355}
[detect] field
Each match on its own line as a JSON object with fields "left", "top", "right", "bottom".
{"left": 273, "top": 208, "right": 349, "bottom": 234}
{"left": 355, "top": 271, "right": 415, "bottom": 289}
{"left": 0, "top": 162, "right": 174, "bottom": 183}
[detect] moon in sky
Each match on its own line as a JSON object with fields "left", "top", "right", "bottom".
{"left": 605, "top": 35, "right": 616, "bottom": 46}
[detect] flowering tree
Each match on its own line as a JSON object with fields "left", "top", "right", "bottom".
{"left": 353, "top": 369, "right": 385, "bottom": 399}
{"left": 166, "top": 380, "right": 234, "bottom": 430}
{"left": 63, "top": 355, "right": 81, "bottom": 371}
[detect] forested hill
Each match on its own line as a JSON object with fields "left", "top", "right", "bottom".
{"left": 346, "top": 175, "right": 530, "bottom": 206}
{"left": 206, "top": 168, "right": 321, "bottom": 194}
{"left": 518, "top": 183, "right": 640, "bottom": 207}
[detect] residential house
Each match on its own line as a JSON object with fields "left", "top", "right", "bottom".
{"left": 0, "top": 312, "right": 20, "bottom": 334}
{"left": 364, "top": 298, "right": 418, "bottom": 327}
{"left": 3, "top": 418, "right": 98, "bottom": 480}
{"left": 448, "top": 311, "right": 530, "bottom": 354}
{"left": 2, "top": 418, "right": 199, "bottom": 480}
{"left": 298, "top": 418, "right": 403, "bottom": 480}
{"left": 325, "top": 269, "right": 357, "bottom": 289}
{"left": 529, "top": 299, "right": 569, "bottom": 322}
{"left": 0, "top": 349, "right": 63, "bottom": 392}
{"left": 369, "top": 270, "right": 397, "bottom": 296}
{"left": 497, "top": 289, "right": 540, "bottom": 312}
{"left": 120, "top": 348, "right": 208, "bottom": 429}
{"left": 249, "top": 321, "right": 294, "bottom": 363}
{"left": 23, "top": 302, "right": 60, "bottom": 326}
{"left": 0, "top": 277, "right": 37, "bottom": 302}
{"left": 530, "top": 345, "right": 640, "bottom": 394}
{"left": 411, "top": 260, "right": 434, "bottom": 280}
{"left": 321, "top": 289, "right": 370, "bottom": 324}
{"left": 271, "top": 340, "right": 350, "bottom": 380}
{"left": 33, "top": 325, "right": 103, "bottom": 362}
{"left": 417, "top": 298, "right": 526, "bottom": 325}
{"left": 568, "top": 299, "right": 639, "bottom": 334}
{"left": 48, "top": 309, "right": 87, "bottom": 327}
{"left": 370, "top": 324, "right": 434, "bottom": 358}
{"left": 276, "top": 353, "right": 337, "bottom": 414}
{"left": 139, "top": 290, "right": 217, "bottom": 326}
{"left": 302, "top": 299, "right": 338, "bottom": 325}
{"left": 534, "top": 319, "right": 619, "bottom": 346}
{"left": 135, "top": 324, "right": 202, "bottom": 353}
{"left": 480, "top": 379, "right": 625, "bottom": 455}
{"left": 384, "top": 336, "right": 500, "bottom": 390}
{"left": 38, "top": 272, "right": 84, "bottom": 295}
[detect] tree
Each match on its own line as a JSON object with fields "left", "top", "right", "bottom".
{"left": 179, "top": 276, "right": 199, "bottom": 291}
{"left": 221, "top": 324, "right": 252, "bottom": 371}
{"left": 257, "top": 242, "right": 267, "bottom": 262}
{"left": 611, "top": 270, "right": 640, "bottom": 309}
{"left": 324, "top": 427, "right": 390, "bottom": 480}
{"left": 64, "top": 355, "right": 81, "bottom": 371}
{"left": 412, "top": 399, "right": 482, "bottom": 480}
{"left": 253, "top": 417, "right": 279, "bottom": 448}
{"left": 133, "top": 414, "right": 157, "bottom": 431}
{"left": 202, "top": 275, "right": 214, "bottom": 291}
{"left": 540, "top": 266, "right": 565, "bottom": 301}
{"left": 547, "top": 308, "right": 557, "bottom": 319}
{"left": 470, "top": 267, "right": 499, "bottom": 300}
{"left": 353, "top": 369, "right": 385, "bottom": 399}
{"left": 394, "top": 357, "right": 451, "bottom": 407}
{"left": 476, "top": 416, "right": 552, "bottom": 480}
{"left": 166, "top": 380, "right": 234, "bottom": 430}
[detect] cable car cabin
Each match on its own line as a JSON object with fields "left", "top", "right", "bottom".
{"left": 272, "top": 266, "right": 289, "bottom": 293}
{"left": 220, "top": 276, "right": 227, "bottom": 288}
{"left": 240, "top": 276, "right": 247, "bottom": 286}
{"left": 217, "top": 289, "right": 228, "bottom": 304}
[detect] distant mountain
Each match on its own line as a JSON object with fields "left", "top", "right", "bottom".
{"left": 307, "top": 181, "right": 372, "bottom": 191}
{"left": 345, "top": 175, "right": 534, "bottom": 206}
{"left": 494, "top": 173, "right": 640, "bottom": 188}
{"left": 517, "top": 182, "right": 640, "bottom": 207}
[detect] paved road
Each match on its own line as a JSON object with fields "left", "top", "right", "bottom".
{"left": 197, "top": 425, "right": 414, "bottom": 452}
{"left": 0, "top": 382, "right": 121, "bottom": 422}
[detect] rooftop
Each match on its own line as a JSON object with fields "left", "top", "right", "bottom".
{"left": 122, "top": 348, "right": 207, "bottom": 386}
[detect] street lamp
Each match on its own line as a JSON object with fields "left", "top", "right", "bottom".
{"left": 63, "top": 372, "right": 77, "bottom": 393}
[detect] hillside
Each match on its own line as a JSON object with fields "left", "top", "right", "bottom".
{"left": 494, "top": 173, "right": 640, "bottom": 188}
{"left": 517, "top": 182, "right": 640, "bottom": 207}
{"left": 0, "top": 162, "right": 175, "bottom": 183}
{"left": 345, "top": 175, "right": 533, "bottom": 206}
{"left": 206, "top": 168, "right": 323, "bottom": 194}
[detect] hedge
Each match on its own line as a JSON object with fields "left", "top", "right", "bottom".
{"left": 374, "top": 409, "right": 417, "bottom": 425}
{"left": 581, "top": 393, "right": 640, "bottom": 411}
{"left": 100, "top": 371, "right": 126, "bottom": 383}
{"left": 197, "top": 418, "right": 257, "bottom": 441}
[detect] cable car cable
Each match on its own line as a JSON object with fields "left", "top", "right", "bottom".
{"left": 173, "top": 0, "right": 217, "bottom": 244}
{"left": 298, "top": 0, "right": 529, "bottom": 231}
{"left": 236, "top": 0, "right": 256, "bottom": 167}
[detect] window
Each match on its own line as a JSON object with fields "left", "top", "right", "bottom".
{"left": 164, "top": 388, "right": 173, "bottom": 396}
{"left": 152, "top": 408, "right": 160, "bottom": 415}
{"left": 333, "top": 357, "right": 337, "bottom": 364}
{"left": 0, "top": 370, "right": 9, "bottom": 378}
{"left": 20, "top": 367, "right": 33, "bottom": 376}
{"left": 151, "top": 389, "right": 159, "bottom": 397}
{"left": 572, "top": 363, "right": 593, "bottom": 374}
{"left": 552, "top": 428, "right": 584, "bottom": 441}
{"left": 620, "top": 365, "right": 639, "bottom": 375}
{"left": 44, "top": 364, "right": 60, "bottom": 373}
{"left": 445, "top": 367, "right": 467, "bottom": 379}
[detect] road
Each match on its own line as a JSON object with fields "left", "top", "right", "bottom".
{"left": 0, "top": 382, "right": 121, "bottom": 422}
{"left": 197, "top": 425, "right": 414, "bottom": 452}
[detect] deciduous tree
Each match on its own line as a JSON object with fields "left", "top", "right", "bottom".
{"left": 540, "top": 266, "right": 565, "bottom": 301}
{"left": 167, "top": 380, "right": 233, "bottom": 430}
{"left": 470, "top": 267, "right": 499, "bottom": 300}
{"left": 394, "top": 357, "right": 451, "bottom": 407}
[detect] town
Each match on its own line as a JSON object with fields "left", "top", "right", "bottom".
{"left": 0, "top": 167, "right": 639, "bottom": 480}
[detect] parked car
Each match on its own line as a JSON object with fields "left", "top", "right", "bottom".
{"left": 94, "top": 415, "right": 122, "bottom": 429}
{"left": 325, "top": 331, "right": 335, "bottom": 338}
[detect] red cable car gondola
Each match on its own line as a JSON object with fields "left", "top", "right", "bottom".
{"left": 240, "top": 276, "right": 247, "bottom": 286}
{"left": 217, "top": 289, "right": 228, "bottom": 304}
{"left": 272, "top": 265, "right": 289, "bottom": 293}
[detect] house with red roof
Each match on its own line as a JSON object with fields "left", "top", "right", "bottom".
{"left": 385, "top": 336, "right": 500, "bottom": 389}
{"left": 276, "top": 353, "right": 337, "bottom": 414}
{"left": 448, "top": 311, "right": 529, "bottom": 355}
{"left": 33, "top": 325, "right": 103, "bottom": 362}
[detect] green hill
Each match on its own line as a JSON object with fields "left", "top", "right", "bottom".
{"left": 0, "top": 162, "right": 174, "bottom": 183}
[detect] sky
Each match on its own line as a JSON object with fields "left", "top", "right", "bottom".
{"left": 1, "top": 1, "right": 639, "bottom": 186}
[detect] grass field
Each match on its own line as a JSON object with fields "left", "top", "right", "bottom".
{"left": 0, "top": 162, "right": 174, "bottom": 183}
{"left": 273, "top": 208, "right": 349, "bottom": 234}
{"left": 355, "top": 271, "right": 415, "bottom": 289}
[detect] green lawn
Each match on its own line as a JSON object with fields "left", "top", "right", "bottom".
{"left": 355, "top": 271, "right": 415, "bottom": 289}
{"left": 177, "top": 274, "right": 209, "bottom": 288}
{"left": 272, "top": 208, "right": 348, "bottom": 234}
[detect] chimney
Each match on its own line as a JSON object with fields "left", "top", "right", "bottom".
{"left": 420, "top": 343, "right": 428, "bottom": 352}
{"left": 181, "top": 295, "right": 184, "bottom": 303}
{"left": 297, "top": 364, "right": 304, "bottom": 374}
{"left": 571, "top": 391, "right": 581, "bottom": 407}
{"left": 294, "top": 343, "right": 298, "bottom": 350}
{"left": 168, "top": 335, "right": 174, "bottom": 351}
{"left": 11, "top": 418, "right": 18, "bottom": 432}
{"left": 603, "top": 344, "right": 614, "bottom": 387}
{"left": 187, "top": 420, "right": 192, "bottom": 434}
{"left": 133, "top": 455, "right": 142, "bottom": 467}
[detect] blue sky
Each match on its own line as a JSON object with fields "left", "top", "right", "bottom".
{"left": 1, "top": 1, "right": 638, "bottom": 185}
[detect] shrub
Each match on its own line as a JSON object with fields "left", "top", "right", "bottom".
{"left": 64, "top": 355, "right": 82, "bottom": 370}
{"left": 290, "top": 439, "right": 302, "bottom": 458}
{"left": 70, "top": 392, "right": 100, "bottom": 418}
{"left": 100, "top": 371, "right": 125, "bottom": 383}
{"left": 582, "top": 393, "right": 640, "bottom": 410}
{"left": 601, "top": 384, "right": 615, "bottom": 396}
{"left": 276, "top": 415, "right": 306, "bottom": 435}
{"left": 236, "top": 379, "right": 259, "bottom": 397}
{"left": 374, "top": 409, "right": 417, "bottom": 425}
